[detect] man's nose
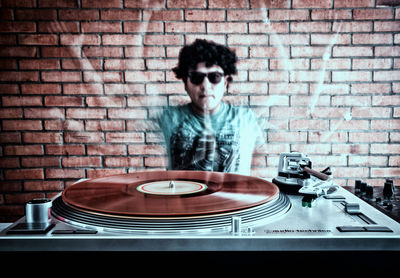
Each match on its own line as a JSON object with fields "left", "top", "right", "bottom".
{"left": 200, "top": 76, "right": 212, "bottom": 90}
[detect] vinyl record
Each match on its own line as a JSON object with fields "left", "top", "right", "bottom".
{"left": 62, "top": 170, "right": 279, "bottom": 217}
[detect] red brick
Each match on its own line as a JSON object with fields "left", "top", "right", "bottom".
{"left": 185, "top": 10, "right": 225, "bottom": 21}
{"left": 352, "top": 58, "right": 392, "bottom": 69}
{"left": 45, "top": 169, "right": 84, "bottom": 179}
{"left": 127, "top": 96, "right": 167, "bottom": 107}
{"left": 82, "top": 46, "right": 122, "bottom": 57}
{"left": 104, "top": 84, "right": 145, "bottom": 95}
{"left": 207, "top": 22, "right": 247, "bottom": 33}
{"left": 38, "top": 21, "right": 79, "bottom": 33}
{"left": 24, "top": 108, "right": 64, "bottom": 119}
{"left": 2, "top": 96, "right": 42, "bottom": 106}
{"left": 5, "top": 145, "right": 43, "bottom": 156}
{"left": 332, "top": 71, "right": 371, "bottom": 82}
{"left": 268, "top": 131, "right": 307, "bottom": 142}
{"left": 45, "top": 145, "right": 85, "bottom": 155}
{"left": 84, "top": 120, "right": 124, "bottom": 132}
{"left": 353, "top": 8, "right": 394, "bottom": 20}
{"left": 125, "top": 71, "right": 164, "bottom": 82}
{"left": 372, "top": 95, "right": 400, "bottom": 106}
{"left": 352, "top": 107, "right": 391, "bottom": 118}
{"left": 61, "top": 59, "right": 102, "bottom": 70}
{"left": 86, "top": 96, "right": 125, "bottom": 107}
{"left": 168, "top": 0, "right": 206, "bottom": 8}
{"left": 108, "top": 108, "right": 147, "bottom": 119}
{"left": 5, "top": 169, "right": 44, "bottom": 180}
{"left": 128, "top": 144, "right": 166, "bottom": 155}
{"left": 103, "top": 35, "right": 142, "bottom": 45}
{"left": 3, "top": 0, "right": 36, "bottom": 7}
{"left": 269, "top": 10, "right": 309, "bottom": 21}
{"left": 375, "top": 21, "right": 400, "bottom": 32}
{"left": 250, "top": 46, "right": 289, "bottom": 57}
{"left": 0, "top": 46, "right": 37, "bottom": 57}
{"left": 293, "top": 0, "right": 332, "bottom": 8}
{"left": 18, "top": 34, "right": 58, "bottom": 45}
{"left": 0, "top": 22, "right": 36, "bottom": 33}
{"left": 83, "top": 71, "right": 123, "bottom": 82}
{"left": 228, "top": 34, "right": 268, "bottom": 45}
{"left": 349, "top": 132, "right": 388, "bottom": 142}
{"left": 209, "top": 0, "right": 247, "bottom": 8}
{"left": 144, "top": 35, "right": 183, "bottom": 45}
{"left": 371, "top": 119, "right": 400, "bottom": 130}
{"left": 311, "top": 9, "right": 352, "bottom": 20}
{"left": 125, "top": 46, "right": 165, "bottom": 58}
{"left": 104, "top": 59, "right": 145, "bottom": 70}
{"left": 66, "top": 108, "right": 106, "bottom": 119}
{"left": 19, "top": 59, "right": 60, "bottom": 70}
{"left": 23, "top": 132, "right": 63, "bottom": 143}
{"left": 45, "top": 120, "right": 83, "bottom": 131}
{"left": 165, "top": 22, "right": 206, "bottom": 33}
{"left": 24, "top": 181, "right": 63, "bottom": 191}
{"left": 45, "top": 96, "right": 83, "bottom": 107}
{"left": 21, "top": 157, "right": 60, "bottom": 168}
{"left": 123, "top": 22, "right": 164, "bottom": 33}
{"left": 59, "top": 9, "right": 99, "bottom": 20}
{"left": 60, "top": 34, "right": 100, "bottom": 45}
{"left": 351, "top": 83, "right": 391, "bottom": 94}
{"left": 64, "top": 132, "right": 104, "bottom": 143}
{"left": 104, "top": 157, "right": 143, "bottom": 167}
{"left": 81, "top": 22, "right": 121, "bottom": 33}
{"left": 0, "top": 158, "right": 20, "bottom": 168}
{"left": 0, "top": 84, "right": 19, "bottom": 94}
{"left": 62, "top": 157, "right": 102, "bottom": 167}
{"left": 371, "top": 167, "right": 400, "bottom": 178}
{"left": 334, "top": 0, "right": 374, "bottom": 8}
{"left": 87, "top": 144, "right": 126, "bottom": 155}
{"left": 41, "top": 47, "right": 81, "bottom": 58}
{"left": 0, "top": 71, "right": 39, "bottom": 82}
{"left": 289, "top": 119, "right": 328, "bottom": 130}
{"left": 144, "top": 156, "right": 168, "bottom": 167}
{"left": 38, "top": 0, "right": 78, "bottom": 7}
{"left": 5, "top": 193, "right": 45, "bottom": 205}
{"left": 332, "top": 95, "right": 371, "bottom": 106}
{"left": 81, "top": 0, "right": 121, "bottom": 8}
{"left": 63, "top": 84, "right": 102, "bottom": 95}
{"left": 86, "top": 169, "right": 126, "bottom": 179}
{"left": 101, "top": 9, "right": 140, "bottom": 20}
{"left": 105, "top": 132, "right": 144, "bottom": 143}
{"left": 250, "top": 0, "right": 290, "bottom": 8}
{"left": 125, "top": 0, "right": 164, "bottom": 8}
{"left": 333, "top": 21, "right": 372, "bottom": 32}
{"left": 374, "top": 71, "right": 400, "bottom": 82}
{"left": 290, "top": 22, "right": 330, "bottom": 33}
{"left": 0, "top": 108, "right": 22, "bottom": 118}
{"left": 349, "top": 156, "right": 387, "bottom": 166}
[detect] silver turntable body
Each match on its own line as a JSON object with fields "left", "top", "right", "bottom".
{"left": 1, "top": 185, "right": 400, "bottom": 252}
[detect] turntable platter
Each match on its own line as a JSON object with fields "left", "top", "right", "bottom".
{"left": 62, "top": 171, "right": 279, "bottom": 217}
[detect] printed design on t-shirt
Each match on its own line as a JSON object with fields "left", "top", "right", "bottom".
{"left": 170, "top": 121, "right": 240, "bottom": 172}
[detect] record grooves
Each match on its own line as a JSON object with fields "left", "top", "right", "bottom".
{"left": 53, "top": 171, "right": 291, "bottom": 233}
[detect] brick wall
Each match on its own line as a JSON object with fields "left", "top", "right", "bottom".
{"left": 0, "top": 0, "right": 399, "bottom": 221}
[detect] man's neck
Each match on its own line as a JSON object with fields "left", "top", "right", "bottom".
{"left": 190, "top": 102, "right": 222, "bottom": 116}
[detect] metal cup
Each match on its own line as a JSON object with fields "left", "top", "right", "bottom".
{"left": 25, "top": 198, "right": 52, "bottom": 224}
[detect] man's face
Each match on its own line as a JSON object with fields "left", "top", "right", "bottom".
{"left": 185, "top": 62, "right": 228, "bottom": 115}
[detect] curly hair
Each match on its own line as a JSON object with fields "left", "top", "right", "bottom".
{"left": 173, "top": 39, "right": 238, "bottom": 83}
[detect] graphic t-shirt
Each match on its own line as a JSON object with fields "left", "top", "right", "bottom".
{"left": 158, "top": 103, "right": 263, "bottom": 175}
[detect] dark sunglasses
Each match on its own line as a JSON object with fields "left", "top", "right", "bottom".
{"left": 187, "top": 71, "right": 224, "bottom": 85}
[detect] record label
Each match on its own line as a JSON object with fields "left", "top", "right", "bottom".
{"left": 136, "top": 180, "right": 207, "bottom": 196}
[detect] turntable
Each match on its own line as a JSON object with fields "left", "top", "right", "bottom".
{"left": 1, "top": 170, "right": 400, "bottom": 269}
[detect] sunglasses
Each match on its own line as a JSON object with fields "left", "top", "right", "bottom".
{"left": 187, "top": 71, "right": 224, "bottom": 85}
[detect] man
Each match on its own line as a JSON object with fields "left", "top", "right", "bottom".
{"left": 158, "top": 39, "right": 263, "bottom": 175}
